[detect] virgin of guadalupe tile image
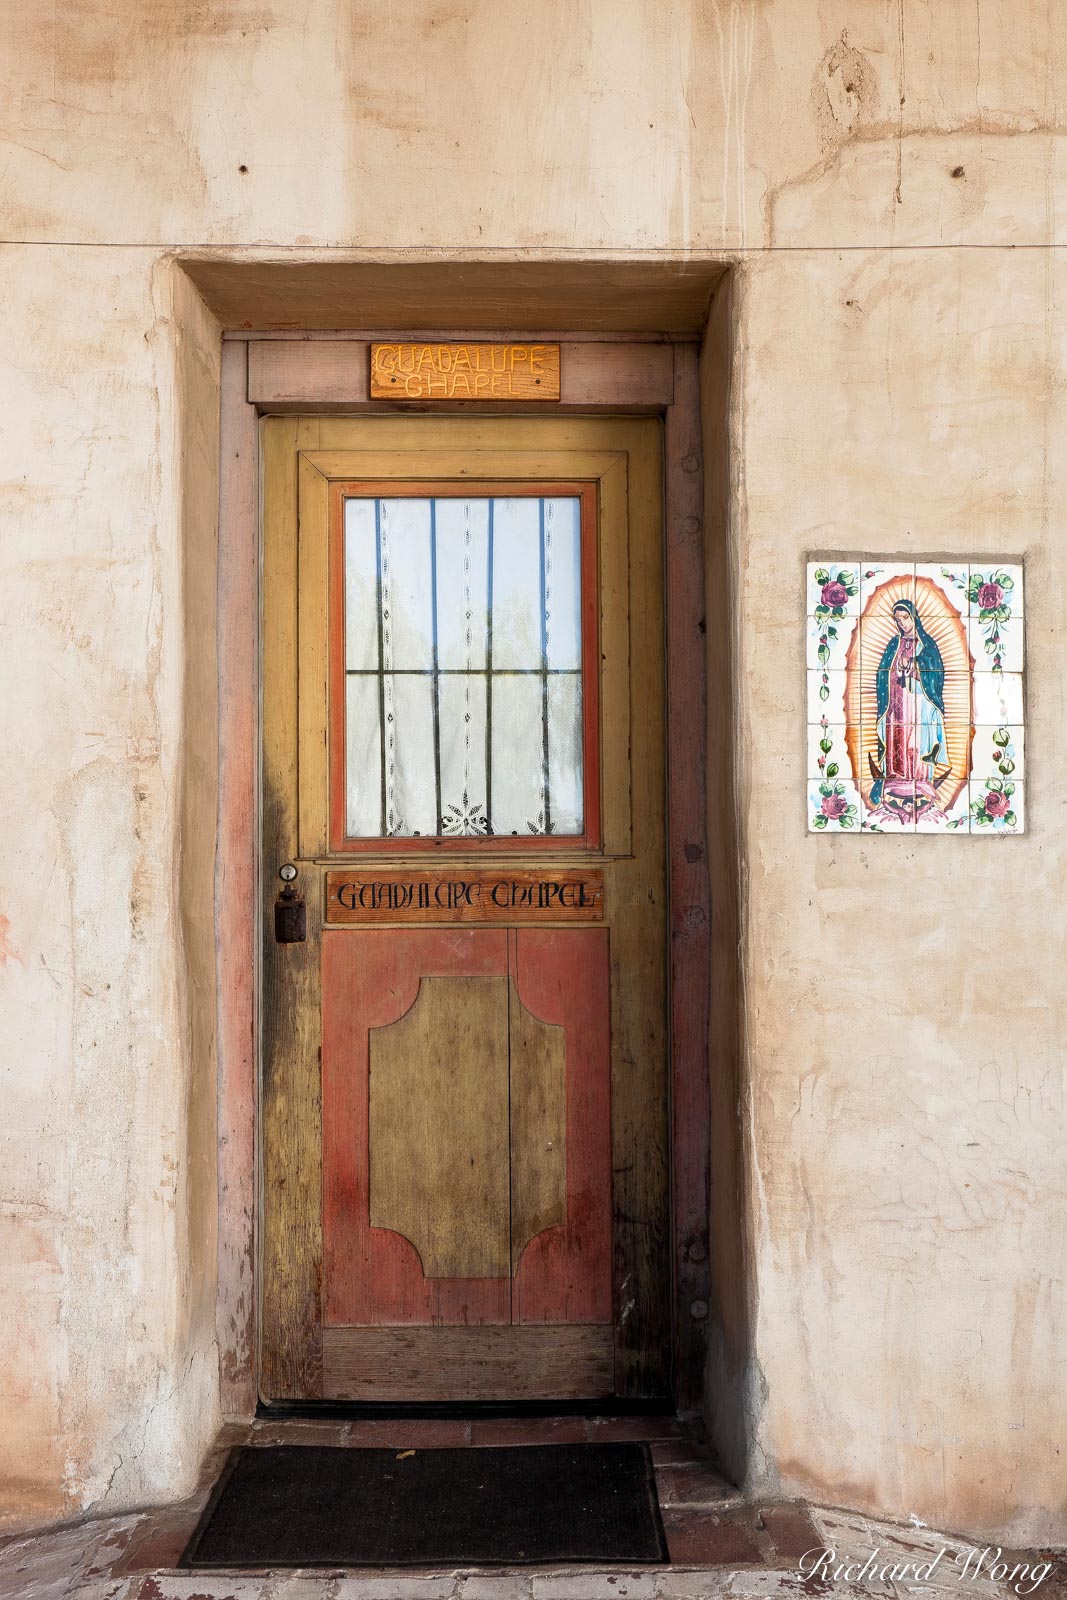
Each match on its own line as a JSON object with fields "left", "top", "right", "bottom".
{"left": 806, "top": 561, "right": 1025, "bottom": 834}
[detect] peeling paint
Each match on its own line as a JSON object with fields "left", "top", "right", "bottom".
{"left": 812, "top": 32, "right": 878, "bottom": 152}
{"left": 0, "top": 914, "right": 24, "bottom": 969}
{"left": 0, "top": 0, "right": 1064, "bottom": 1550}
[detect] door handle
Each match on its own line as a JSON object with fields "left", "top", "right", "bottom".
{"left": 274, "top": 863, "right": 307, "bottom": 944}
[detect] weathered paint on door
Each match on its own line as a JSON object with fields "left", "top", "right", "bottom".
{"left": 260, "top": 416, "right": 668, "bottom": 1401}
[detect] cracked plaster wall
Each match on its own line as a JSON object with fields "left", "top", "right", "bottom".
{"left": 0, "top": 250, "right": 222, "bottom": 1528}
{"left": 0, "top": 0, "right": 1063, "bottom": 1543}
{"left": 733, "top": 245, "right": 1066, "bottom": 1547}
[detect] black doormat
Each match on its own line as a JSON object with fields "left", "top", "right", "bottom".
{"left": 181, "top": 1443, "right": 668, "bottom": 1568}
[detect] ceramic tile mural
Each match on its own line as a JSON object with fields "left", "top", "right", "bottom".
{"left": 807, "top": 561, "right": 1025, "bottom": 834}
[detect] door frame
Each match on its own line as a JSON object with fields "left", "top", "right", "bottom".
{"left": 215, "top": 334, "right": 711, "bottom": 1414}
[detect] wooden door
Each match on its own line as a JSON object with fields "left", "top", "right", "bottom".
{"left": 261, "top": 417, "right": 668, "bottom": 1401}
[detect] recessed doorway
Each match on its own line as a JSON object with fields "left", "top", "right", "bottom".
{"left": 260, "top": 416, "right": 669, "bottom": 1402}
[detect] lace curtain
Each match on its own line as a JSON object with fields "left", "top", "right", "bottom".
{"left": 344, "top": 495, "right": 584, "bottom": 838}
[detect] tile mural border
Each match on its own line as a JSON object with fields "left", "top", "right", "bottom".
{"left": 806, "top": 556, "right": 1026, "bottom": 836}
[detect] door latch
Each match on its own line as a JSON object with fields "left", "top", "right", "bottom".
{"left": 274, "top": 863, "right": 307, "bottom": 944}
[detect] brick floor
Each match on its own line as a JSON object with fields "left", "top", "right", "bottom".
{"left": 660, "top": 1509, "right": 764, "bottom": 1567}
{"left": 647, "top": 1443, "right": 704, "bottom": 1468}
{"left": 586, "top": 1417, "right": 682, "bottom": 1444}
{"left": 110, "top": 1507, "right": 212, "bottom": 1578}
{"left": 753, "top": 1502, "right": 821, "bottom": 1561}
{"left": 468, "top": 1417, "right": 588, "bottom": 1447}
{"left": 653, "top": 1465, "right": 739, "bottom": 1509}
{"left": 249, "top": 1419, "right": 351, "bottom": 1447}
{"left": 343, "top": 1419, "right": 472, "bottom": 1449}
{"left": 1, "top": 1416, "right": 1062, "bottom": 1600}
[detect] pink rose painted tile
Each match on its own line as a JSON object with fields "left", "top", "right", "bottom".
{"left": 807, "top": 562, "right": 862, "bottom": 618}
{"left": 806, "top": 558, "right": 1026, "bottom": 836}
{"left": 808, "top": 779, "right": 861, "bottom": 832}
{"left": 861, "top": 561, "right": 914, "bottom": 612}
{"left": 807, "top": 722, "right": 853, "bottom": 783}
{"left": 972, "top": 724, "right": 1025, "bottom": 782}
{"left": 807, "top": 668, "right": 849, "bottom": 723}
{"left": 806, "top": 613, "right": 858, "bottom": 673}
{"left": 916, "top": 563, "right": 968, "bottom": 619}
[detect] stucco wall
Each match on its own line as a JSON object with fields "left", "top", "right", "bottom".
{"left": 0, "top": 0, "right": 1063, "bottom": 1541}
{"left": 733, "top": 246, "right": 1066, "bottom": 1546}
{"left": 0, "top": 248, "right": 222, "bottom": 1527}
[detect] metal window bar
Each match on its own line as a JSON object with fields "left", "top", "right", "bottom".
{"left": 485, "top": 497, "right": 494, "bottom": 834}
{"left": 538, "top": 497, "right": 552, "bottom": 834}
{"left": 429, "top": 498, "right": 443, "bottom": 834}
{"left": 348, "top": 495, "right": 581, "bottom": 839}
{"left": 373, "top": 498, "right": 387, "bottom": 836}
{"left": 346, "top": 669, "right": 580, "bottom": 675}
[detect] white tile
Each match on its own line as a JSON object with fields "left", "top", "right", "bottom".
{"left": 807, "top": 668, "right": 848, "bottom": 722}
{"left": 968, "top": 562, "right": 1024, "bottom": 615}
{"left": 805, "top": 612, "right": 858, "bottom": 672}
{"left": 807, "top": 559, "right": 861, "bottom": 617}
{"left": 861, "top": 789, "right": 916, "bottom": 832}
{"left": 807, "top": 723, "right": 853, "bottom": 782}
{"left": 1000, "top": 562, "right": 1024, "bottom": 610}
{"left": 967, "top": 612, "right": 1024, "bottom": 673}
{"left": 968, "top": 780, "right": 1024, "bottom": 834}
{"left": 972, "top": 671, "right": 1024, "bottom": 724}
{"left": 858, "top": 611, "right": 891, "bottom": 679}
{"left": 937, "top": 672, "right": 973, "bottom": 730}
{"left": 808, "top": 778, "right": 861, "bottom": 832}
{"left": 917, "top": 562, "right": 968, "bottom": 618}
{"left": 805, "top": 555, "right": 1028, "bottom": 846}
{"left": 972, "top": 724, "right": 1025, "bottom": 782}
{"left": 938, "top": 724, "right": 974, "bottom": 781}
{"left": 860, "top": 792, "right": 892, "bottom": 832}
{"left": 860, "top": 561, "right": 914, "bottom": 611}
{"left": 915, "top": 783, "right": 971, "bottom": 834}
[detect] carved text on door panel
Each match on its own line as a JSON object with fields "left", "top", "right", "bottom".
{"left": 369, "top": 976, "right": 510, "bottom": 1279}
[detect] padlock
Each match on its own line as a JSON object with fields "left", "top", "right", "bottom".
{"left": 274, "top": 864, "right": 307, "bottom": 944}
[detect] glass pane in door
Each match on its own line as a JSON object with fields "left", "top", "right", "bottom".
{"left": 342, "top": 494, "right": 585, "bottom": 839}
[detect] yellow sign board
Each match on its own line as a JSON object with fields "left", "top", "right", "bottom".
{"left": 370, "top": 342, "right": 561, "bottom": 401}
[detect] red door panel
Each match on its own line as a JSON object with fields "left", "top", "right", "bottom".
{"left": 322, "top": 928, "right": 511, "bottom": 1326}
{"left": 512, "top": 929, "right": 612, "bottom": 1325}
{"left": 321, "top": 925, "right": 612, "bottom": 1331}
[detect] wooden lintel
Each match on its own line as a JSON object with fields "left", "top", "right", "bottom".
{"left": 248, "top": 340, "right": 673, "bottom": 409}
